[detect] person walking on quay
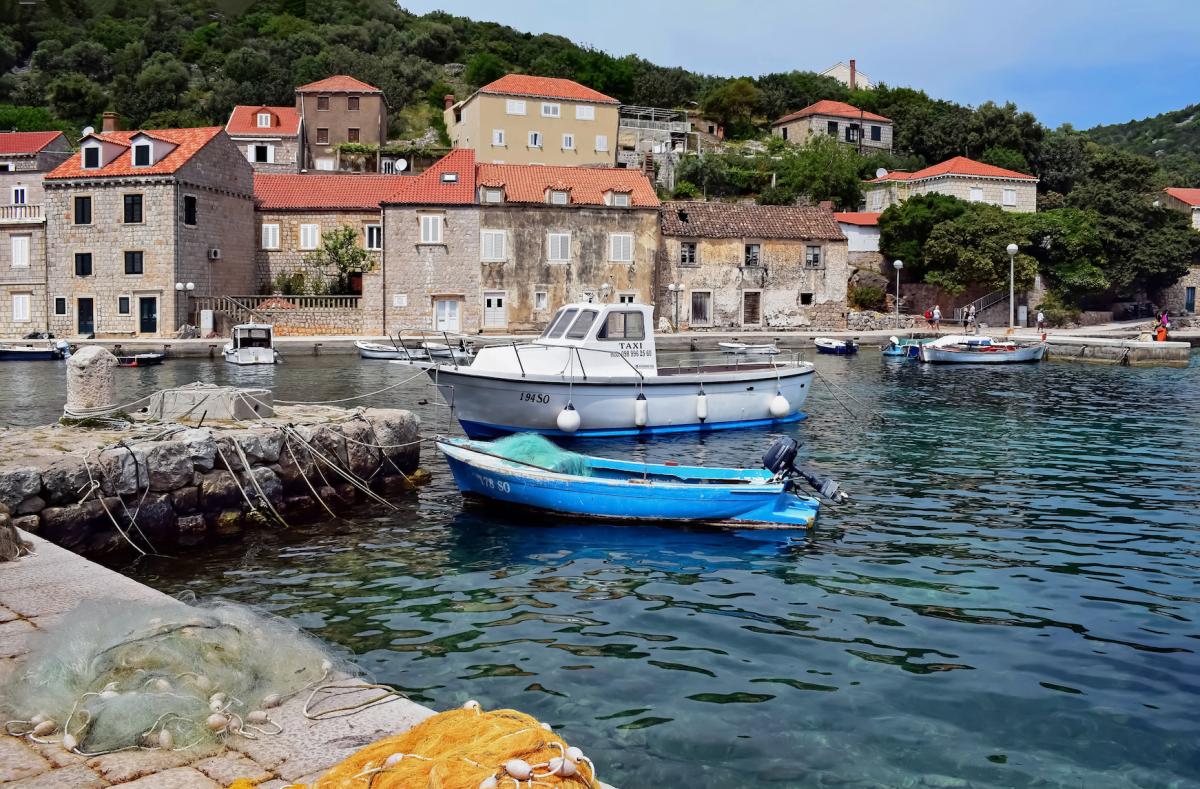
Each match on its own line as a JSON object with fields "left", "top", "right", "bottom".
{"left": 932, "top": 305, "right": 942, "bottom": 331}
{"left": 924, "top": 307, "right": 933, "bottom": 328}
{"left": 967, "top": 303, "right": 977, "bottom": 333}
{"left": 1036, "top": 309, "right": 1046, "bottom": 331}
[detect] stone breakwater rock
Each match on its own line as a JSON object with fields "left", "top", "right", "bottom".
{"left": 39, "top": 497, "right": 123, "bottom": 553}
{"left": 0, "top": 467, "right": 42, "bottom": 511}
{"left": 200, "top": 470, "right": 242, "bottom": 511}
{"left": 143, "top": 440, "right": 195, "bottom": 491}
{"left": 236, "top": 429, "right": 283, "bottom": 464}
{"left": 41, "top": 456, "right": 90, "bottom": 505}
{"left": 341, "top": 419, "right": 381, "bottom": 477}
{"left": 65, "top": 345, "right": 118, "bottom": 413}
{"left": 249, "top": 467, "right": 284, "bottom": 508}
{"left": 0, "top": 503, "right": 25, "bottom": 561}
{"left": 97, "top": 446, "right": 148, "bottom": 496}
{"left": 362, "top": 408, "right": 420, "bottom": 472}
{"left": 175, "top": 428, "right": 217, "bottom": 472}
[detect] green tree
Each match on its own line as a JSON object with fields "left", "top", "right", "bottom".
{"left": 47, "top": 74, "right": 108, "bottom": 124}
{"left": 305, "top": 226, "right": 374, "bottom": 295}
{"left": 923, "top": 206, "right": 1037, "bottom": 295}
{"left": 1019, "top": 208, "right": 1108, "bottom": 304}
{"left": 702, "top": 78, "right": 761, "bottom": 139}
{"left": 878, "top": 193, "right": 969, "bottom": 279}
{"left": 980, "top": 145, "right": 1029, "bottom": 173}
{"left": 770, "top": 134, "right": 864, "bottom": 209}
{"left": 464, "top": 53, "right": 507, "bottom": 88}
{"left": 754, "top": 71, "right": 847, "bottom": 121}
{"left": 1035, "top": 126, "right": 1088, "bottom": 195}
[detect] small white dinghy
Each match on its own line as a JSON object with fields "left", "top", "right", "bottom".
{"left": 719, "top": 341, "right": 780, "bottom": 355}
{"left": 355, "top": 340, "right": 427, "bottom": 361}
{"left": 223, "top": 324, "right": 279, "bottom": 365}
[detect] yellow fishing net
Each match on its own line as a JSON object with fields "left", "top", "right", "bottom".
{"left": 234, "top": 705, "right": 598, "bottom": 789}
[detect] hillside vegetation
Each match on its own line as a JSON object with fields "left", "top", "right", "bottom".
{"left": 1086, "top": 103, "right": 1200, "bottom": 187}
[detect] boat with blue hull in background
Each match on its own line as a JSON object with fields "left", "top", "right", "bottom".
{"left": 881, "top": 336, "right": 927, "bottom": 359}
{"left": 815, "top": 337, "right": 858, "bottom": 355}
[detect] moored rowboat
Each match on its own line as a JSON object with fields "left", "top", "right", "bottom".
{"left": 719, "top": 341, "right": 780, "bottom": 355}
{"left": 815, "top": 337, "right": 858, "bottom": 355}
{"left": 918, "top": 335, "right": 1045, "bottom": 364}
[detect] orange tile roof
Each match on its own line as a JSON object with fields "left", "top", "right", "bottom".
{"left": 774, "top": 100, "right": 890, "bottom": 125}
{"left": 45, "top": 127, "right": 224, "bottom": 180}
{"left": 0, "top": 131, "right": 67, "bottom": 156}
{"left": 475, "top": 163, "right": 659, "bottom": 207}
{"left": 226, "top": 105, "right": 302, "bottom": 137}
{"left": 254, "top": 174, "right": 412, "bottom": 211}
{"left": 867, "top": 156, "right": 1036, "bottom": 183}
{"left": 834, "top": 211, "right": 881, "bottom": 226}
{"left": 383, "top": 149, "right": 477, "bottom": 205}
{"left": 478, "top": 74, "right": 619, "bottom": 105}
{"left": 295, "top": 75, "right": 381, "bottom": 93}
{"left": 1164, "top": 187, "right": 1200, "bottom": 207}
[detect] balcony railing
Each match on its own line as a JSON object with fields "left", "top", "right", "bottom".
{"left": 619, "top": 117, "right": 690, "bottom": 133}
{"left": 0, "top": 204, "right": 44, "bottom": 222}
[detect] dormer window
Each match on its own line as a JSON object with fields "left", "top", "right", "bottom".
{"left": 482, "top": 187, "right": 504, "bottom": 203}
{"left": 133, "top": 143, "right": 151, "bottom": 167}
{"left": 441, "top": 172, "right": 458, "bottom": 183}
{"left": 82, "top": 146, "right": 100, "bottom": 169}
{"left": 256, "top": 112, "right": 272, "bottom": 128}
{"left": 608, "top": 191, "right": 631, "bottom": 207}
{"left": 548, "top": 190, "right": 569, "bottom": 205}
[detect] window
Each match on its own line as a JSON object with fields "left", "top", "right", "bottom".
{"left": 317, "top": 96, "right": 330, "bottom": 111}
{"left": 743, "top": 291, "right": 762, "bottom": 325}
{"left": 827, "top": 120, "right": 838, "bottom": 136}
{"left": 133, "top": 143, "right": 151, "bottom": 167}
{"left": 534, "top": 291, "right": 548, "bottom": 311}
{"left": 544, "top": 307, "right": 578, "bottom": 338}
{"left": 482, "top": 187, "right": 504, "bottom": 203}
{"left": 257, "top": 112, "right": 272, "bottom": 128}
{"left": 0, "top": 163, "right": 10, "bottom": 171}
{"left": 481, "top": 229, "right": 506, "bottom": 261}
{"left": 74, "top": 196, "right": 92, "bottom": 225}
{"left": 316, "top": 128, "right": 329, "bottom": 145}
{"left": 492, "top": 129, "right": 505, "bottom": 146}
{"left": 609, "top": 233, "right": 633, "bottom": 262}
{"left": 871, "top": 191, "right": 883, "bottom": 210}
{"left": 562, "top": 133, "right": 574, "bottom": 150}
{"left": 690, "top": 291, "right": 712, "bottom": 326}
{"left": 11, "top": 293, "right": 30, "bottom": 323}
{"left": 680, "top": 241, "right": 697, "bottom": 266}
{"left": 54, "top": 297, "right": 66, "bottom": 316}
{"left": 845, "top": 125, "right": 858, "bottom": 143}
{"left": 261, "top": 223, "right": 280, "bottom": 250}
{"left": 74, "top": 252, "right": 92, "bottom": 276}
{"left": 118, "top": 296, "right": 130, "bottom": 315}
{"left": 871, "top": 125, "right": 882, "bottom": 142}
{"left": 618, "top": 293, "right": 636, "bottom": 304}
{"left": 253, "top": 144, "right": 273, "bottom": 163}
{"left": 299, "top": 223, "right": 320, "bottom": 250}
{"left": 547, "top": 232, "right": 571, "bottom": 262}
{"left": 365, "top": 224, "right": 382, "bottom": 251}
{"left": 805, "top": 245, "right": 822, "bottom": 269}
{"left": 419, "top": 214, "right": 443, "bottom": 244}
{"left": 11, "top": 235, "right": 29, "bottom": 268}
{"left": 597, "top": 310, "right": 646, "bottom": 340}
{"left": 506, "top": 99, "right": 526, "bottom": 115}
{"left": 183, "top": 195, "right": 197, "bottom": 226}
{"left": 541, "top": 103, "right": 561, "bottom": 118}
{"left": 441, "top": 172, "right": 458, "bottom": 182}
{"left": 124, "top": 251, "right": 144, "bottom": 275}
{"left": 82, "top": 146, "right": 100, "bottom": 169}
{"left": 969, "top": 187, "right": 983, "bottom": 203}
{"left": 595, "top": 134, "right": 608, "bottom": 152}
{"left": 800, "top": 292, "right": 814, "bottom": 306}
{"left": 548, "top": 190, "right": 569, "bottom": 205}
{"left": 315, "top": 158, "right": 334, "bottom": 171}
{"left": 781, "top": 126, "right": 788, "bottom": 140}
{"left": 348, "top": 127, "right": 360, "bottom": 143}
{"left": 11, "top": 185, "right": 26, "bottom": 205}
{"left": 347, "top": 96, "right": 360, "bottom": 111}
{"left": 123, "top": 194, "right": 143, "bottom": 224}
{"left": 611, "top": 192, "right": 630, "bottom": 207}
{"left": 565, "top": 309, "right": 598, "bottom": 339}
{"left": 576, "top": 105, "right": 594, "bottom": 121}
{"left": 1003, "top": 189, "right": 1017, "bottom": 207}
{"left": 744, "top": 243, "right": 761, "bottom": 266}
{"left": 528, "top": 131, "right": 543, "bottom": 148}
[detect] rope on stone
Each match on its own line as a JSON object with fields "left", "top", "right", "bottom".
{"left": 227, "top": 436, "right": 289, "bottom": 528}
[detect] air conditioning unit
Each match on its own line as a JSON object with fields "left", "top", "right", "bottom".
{"left": 208, "top": 248, "right": 222, "bottom": 260}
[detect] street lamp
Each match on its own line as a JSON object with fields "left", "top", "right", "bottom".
{"left": 175, "top": 281, "right": 195, "bottom": 328}
{"left": 666, "top": 283, "right": 684, "bottom": 331}
{"left": 1006, "top": 244, "right": 1018, "bottom": 328}
{"left": 892, "top": 260, "right": 903, "bottom": 329}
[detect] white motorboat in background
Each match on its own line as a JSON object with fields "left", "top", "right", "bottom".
{"left": 356, "top": 340, "right": 425, "bottom": 361}
{"left": 223, "top": 324, "right": 279, "bottom": 365}
{"left": 719, "top": 341, "right": 780, "bottom": 355}
{"left": 918, "top": 335, "right": 1045, "bottom": 364}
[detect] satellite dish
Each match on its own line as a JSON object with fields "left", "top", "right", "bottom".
{"left": 81, "top": 126, "right": 95, "bottom": 137}
{"left": 396, "top": 158, "right": 409, "bottom": 172}
{"left": 875, "top": 167, "right": 888, "bottom": 178}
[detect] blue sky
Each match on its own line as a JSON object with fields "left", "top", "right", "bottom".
{"left": 400, "top": 0, "right": 1200, "bottom": 128}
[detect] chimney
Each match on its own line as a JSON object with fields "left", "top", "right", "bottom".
{"left": 849, "top": 59, "right": 857, "bottom": 91}
{"left": 444, "top": 94, "right": 455, "bottom": 111}
{"left": 818, "top": 200, "right": 834, "bottom": 212}
{"left": 101, "top": 111, "right": 120, "bottom": 133}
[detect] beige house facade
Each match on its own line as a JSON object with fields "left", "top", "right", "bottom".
{"left": 444, "top": 74, "right": 619, "bottom": 167}
{"left": 295, "top": 76, "right": 388, "bottom": 172}
{"left": 659, "top": 202, "right": 849, "bottom": 330}
{"left": 43, "top": 127, "right": 255, "bottom": 338}
{"left": 772, "top": 100, "right": 892, "bottom": 153}
{"left": 864, "top": 156, "right": 1038, "bottom": 213}
{"left": 820, "top": 60, "right": 872, "bottom": 90}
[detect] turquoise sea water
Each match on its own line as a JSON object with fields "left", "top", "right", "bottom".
{"left": 3, "top": 351, "right": 1199, "bottom": 787}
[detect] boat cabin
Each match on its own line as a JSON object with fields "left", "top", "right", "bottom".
{"left": 536, "top": 303, "right": 658, "bottom": 374}
{"left": 230, "top": 324, "right": 274, "bottom": 350}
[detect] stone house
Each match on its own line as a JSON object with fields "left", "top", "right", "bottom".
{"left": 772, "top": 100, "right": 892, "bottom": 153}
{"left": 863, "top": 156, "right": 1038, "bottom": 213}
{"left": 444, "top": 74, "right": 620, "bottom": 167}
{"left": 295, "top": 76, "right": 388, "bottom": 172}
{"left": 1162, "top": 188, "right": 1200, "bottom": 230}
{"left": 659, "top": 201, "right": 849, "bottom": 330}
{"left": 43, "top": 127, "right": 255, "bottom": 338}
{"left": 225, "top": 105, "right": 303, "bottom": 173}
{"left": 0, "top": 131, "right": 71, "bottom": 337}
{"left": 820, "top": 59, "right": 872, "bottom": 90}
{"left": 1159, "top": 189, "right": 1200, "bottom": 315}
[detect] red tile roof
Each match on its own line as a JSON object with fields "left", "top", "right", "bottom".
{"left": 254, "top": 174, "right": 411, "bottom": 211}
{"left": 295, "top": 75, "right": 381, "bottom": 93}
{"left": 1164, "top": 187, "right": 1200, "bottom": 207}
{"left": 383, "top": 149, "right": 477, "bottom": 206}
{"left": 478, "top": 74, "right": 619, "bottom": 105}
{"left": 774, "top": 100, "right": 890, "bottom": 126}
{"left": 226, "top": 106, "right": 302, "bottom": 137}
{"left": 0, "top": 131, "right": 67, "bottom": 156}
{"left": 45, "top": 127, "right": 224, "bottom": 180}
{"left": 660, "top": 201, "right": 844, "bottom": 241}
{"left": 834, "top": 211, "right": 881, "bottom": 226}
{"left": 475, "top": 163, "right": 658, "bottom": 207}
{"left": 867, "top": 156, "right": 1036, "bottom": 183}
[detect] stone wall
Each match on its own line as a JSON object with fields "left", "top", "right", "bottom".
{"left": 846, "top": 310, "right": 916, "bottom": 331}
{"left": 0, "top": 222, "right": 47, "bottom": 337}
{"left": 231, "top": 137, "right": 301, "bottom": 173}
{"left": 1159, "top": 265, "right": 1200, "bottom": 315}
{"left": 256, "top": 208, "right": 381, "bottom": 291}
{"left": 253, "top": 306, "right": 363, "bottom": 336}
{"left": 772, "top": 116, "right": 893, "bottom": 153}
{"left": 866, "top": 176, "right": 1037, "bottom": 213}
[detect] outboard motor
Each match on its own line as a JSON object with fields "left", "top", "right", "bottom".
{"left": 762, "top": 437, "right": 850, "bottom": 504}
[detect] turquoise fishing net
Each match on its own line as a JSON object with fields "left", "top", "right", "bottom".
{"left": 488, "top": 433, "right": 591, "bottom": 476}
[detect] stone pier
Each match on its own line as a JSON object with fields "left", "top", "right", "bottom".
{"left": 1012, "top": 334, "right": 1191, "bottom": 367}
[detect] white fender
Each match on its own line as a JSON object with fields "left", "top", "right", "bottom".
{"left": 557, "top": 403, "right": 581, "bottom": 433}
{"left": 769, "top": 394, "right": 790, "bottom": 418}
{"left": 696, "top": 392, "right": 708, "bottom": 421}
{"left": 634, "top": 392, "right": 648, "bottom": 428}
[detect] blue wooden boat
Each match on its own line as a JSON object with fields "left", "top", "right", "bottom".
{"left": 0, "top": 341, "right": 68, "bottom": 361}
{"left": 814, "top": 337, "right": 858, "bottom": 355}
{"left": 436, "top": 435, "right": 838, "bottom": 530}
{"left": 881, "top": 336, "right": 926, "bottom": 359}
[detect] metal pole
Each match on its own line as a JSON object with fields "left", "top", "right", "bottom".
{"left": 895, "top": 269, "right": 900, "bottom": 329}
{"left": 1009, "top": 252, "right": 1015, "bottom": 328}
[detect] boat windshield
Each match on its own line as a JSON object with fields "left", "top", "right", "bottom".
{"left": 565, "top": 309, "right": 598, "bottom": 340}
{"left": 596, "top": 310, "right": 645, "bottom": 341}
{"left": 543, "top": 308, "right": 578, "bottom": 339}
{"left": 235, "top": 329, "right": 273, "bottom": 349}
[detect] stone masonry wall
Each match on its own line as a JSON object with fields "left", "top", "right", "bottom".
{"left": 1160, "top": 265, "right": 1200, "bottom": 315}
{"left": 256, "top": 209, "right": 382, "bottom": 292}
{"left": 252, "top": 306, "right": 363, "bottom": 336}
{"left": 0, "top": 223, "right": 47, "bottom": 337}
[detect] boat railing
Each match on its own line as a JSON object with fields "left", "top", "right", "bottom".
{"left": 654, "top": 348, "right": 807, "bottom": 375}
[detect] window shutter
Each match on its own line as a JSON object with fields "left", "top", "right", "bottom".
{"left": 11, "top": 235, "right": 29, "bottom": 267}
{"left": 12, "top": 294, "right": 30, "bottom": 322}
